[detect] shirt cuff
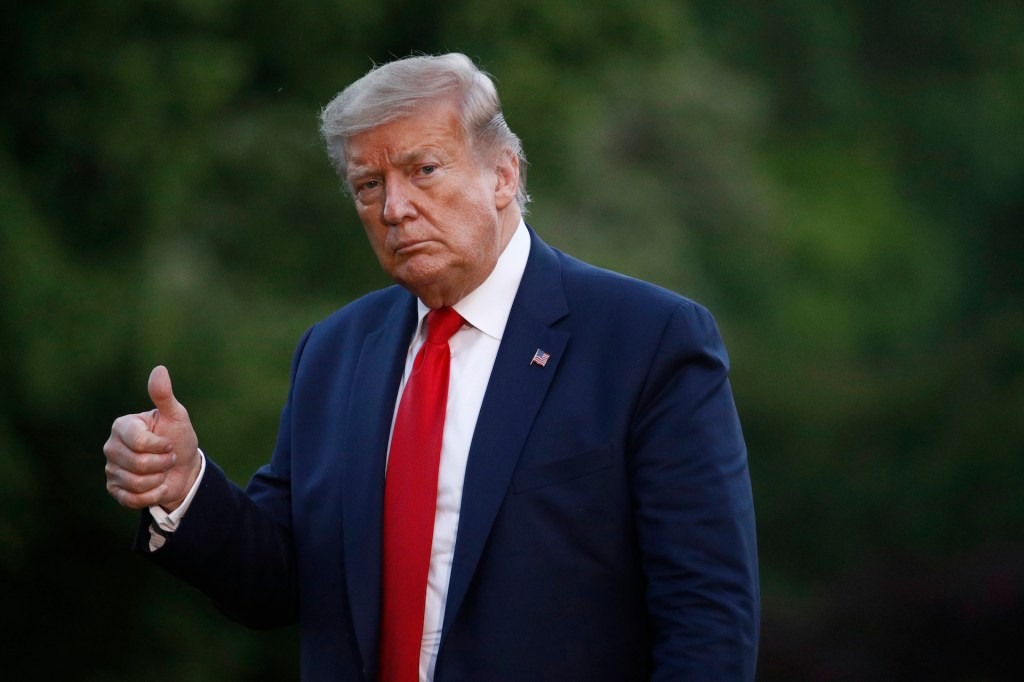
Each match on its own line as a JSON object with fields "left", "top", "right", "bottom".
{"left": 148, "top": 450, "right": 207, "bottom": 551}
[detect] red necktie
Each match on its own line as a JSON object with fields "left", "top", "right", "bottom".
{"left": 379, "top": 306, "right": 464, "bottom": 682}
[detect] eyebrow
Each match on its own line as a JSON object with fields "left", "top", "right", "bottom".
{"left": 391, "top": 147, "right": 446, "bottom": 166}
{"left": 345, "top": 162, "right": 374, "bottom": 181}
{"left": 346, "top": 146, "right": 450, "bottom": 182}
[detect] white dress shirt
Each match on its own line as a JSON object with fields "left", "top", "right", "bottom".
{"left": 151, "top": 221, "right": 531, "bottom": 682}
{"left": 396, "top": 221, "right": 530, "bottom": 681}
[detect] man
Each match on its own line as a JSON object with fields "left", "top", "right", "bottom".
{"left": 104, "top": 53, "right": 759, "bottom": 681}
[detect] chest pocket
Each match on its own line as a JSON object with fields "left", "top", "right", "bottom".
{"left": 512, "top": 445, "right": 612, "bottom": 494}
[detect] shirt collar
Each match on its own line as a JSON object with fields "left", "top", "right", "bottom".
{"left": 415, "top": 220, "right": 531, "bottom": 341}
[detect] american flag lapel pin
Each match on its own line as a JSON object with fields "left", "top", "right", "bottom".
{"left": 530, "top": 349, "right": 551, "bottom": 367}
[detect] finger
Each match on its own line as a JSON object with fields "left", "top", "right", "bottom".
{"left": 107, "top": 481, "right": 169, "bottom": 510}
{"left": 105, "top": 463, "right": 168, "bottom": 495}
{"left": 103, "top": 440, "right": 176, "bottom": 475}
{"left": 110, "top": 415, "right": 173, "bottom": 454}
{"left": 148, "top": 365, "right": 187, "bottom": 420}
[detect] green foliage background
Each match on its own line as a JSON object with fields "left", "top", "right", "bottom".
{"left": 2, "top": 0, "right": 1022, "bottom": 679}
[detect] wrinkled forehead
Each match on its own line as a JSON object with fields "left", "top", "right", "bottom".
{"left": 343, "top": 103, "right": 467, "bottom": 170}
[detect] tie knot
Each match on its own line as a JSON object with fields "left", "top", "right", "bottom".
{"left": 425, "top": 306, "right": 464, "bottom": 346}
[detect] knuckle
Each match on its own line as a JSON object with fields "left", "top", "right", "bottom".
{"left": 130, "top": 454, "right": 147, "bottom": 471}
{"left": 111, "top": 415, "right": 133, "bottom": 435}
{"left": 113, "top": 453, "right": 136, "bottom": 474}
{"left": 112, "top": 487, "right": 129, "bottom": 506}
{"left": 123, "top": 473, "right": 152, "bottom": 494}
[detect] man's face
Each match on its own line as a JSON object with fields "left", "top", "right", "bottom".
{"left": 344, "top": 101, "right": 520, "bottom": 308}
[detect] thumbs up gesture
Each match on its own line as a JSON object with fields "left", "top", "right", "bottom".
{"left": 104, "top": 366, "right": 202, "bottom": 511}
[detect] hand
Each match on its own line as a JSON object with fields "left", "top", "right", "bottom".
{"left": 104, "top": 365, "right": 202, "bottom": 512}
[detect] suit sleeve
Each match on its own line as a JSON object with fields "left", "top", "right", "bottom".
{"left": 630, "top": 301, "right": 759, "bottom": 680}
{"left": 133, "top": 326, "right": 315, "bottom": 630}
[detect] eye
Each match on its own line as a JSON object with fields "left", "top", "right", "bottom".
{"left": 354, "top": 179, "right": 381, "bottom": 195}
{"left": 420, "top": 165, "right": 437, "bottom": 175}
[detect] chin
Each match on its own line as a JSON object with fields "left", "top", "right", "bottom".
{"left": 392, "top": 261, "right": 447, "bottom": 296}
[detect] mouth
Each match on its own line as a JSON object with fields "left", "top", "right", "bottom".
{"left": 392, "top": 239, "right": 433, "bottom": 256}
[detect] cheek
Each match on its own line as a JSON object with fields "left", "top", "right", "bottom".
{"left": 452, "top": 194, "right": 501, "bottom": 251}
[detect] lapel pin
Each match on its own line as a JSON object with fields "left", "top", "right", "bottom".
{"left": 530, "top": 349, "right": 551, "bottom": 367}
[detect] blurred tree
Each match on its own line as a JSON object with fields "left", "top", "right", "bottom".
{"left": 2, "top": 0, "right": 1022, "bottom": 678}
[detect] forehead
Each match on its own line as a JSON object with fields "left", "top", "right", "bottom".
{"left": 344, "top": 103, "right": 466, "bottom": 171}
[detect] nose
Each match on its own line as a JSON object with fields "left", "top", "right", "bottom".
{"left": 382, "top": 179, "right": 417, "bottom": 225}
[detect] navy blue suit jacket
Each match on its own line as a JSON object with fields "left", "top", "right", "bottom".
{"left": 141, "top": 228, "right": 759, "bottom": 680}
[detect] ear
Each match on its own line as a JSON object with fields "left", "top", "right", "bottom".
{"left": 493, "top": 149, "right": 519, "bottom": 210}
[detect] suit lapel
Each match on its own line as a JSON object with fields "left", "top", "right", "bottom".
{"left": 441, "top": 232, "right": 569, "bottom": 636}
{"left": 340, "top": 293, "right": 418, "bottom": 673}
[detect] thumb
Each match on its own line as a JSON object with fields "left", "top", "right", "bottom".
{"left": 148, "top": 365, "right": 185, "bottom": 418}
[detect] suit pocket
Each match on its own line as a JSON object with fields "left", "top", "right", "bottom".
{"left": 512, "top": 445, "right": 612, "bottom": 494}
